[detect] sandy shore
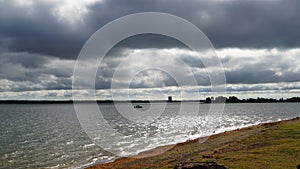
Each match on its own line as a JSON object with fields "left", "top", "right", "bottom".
{"left": 87, "top": 117, "right": 300, "bottom": 169}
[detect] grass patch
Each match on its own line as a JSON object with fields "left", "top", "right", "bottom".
{"left": 214, "top": 119, "right": 300, "bottom": 168}
{"left": 89, "top": 118, "right": 300, "bottom": 169}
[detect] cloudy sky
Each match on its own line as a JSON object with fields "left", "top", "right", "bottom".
{"left": 1, "top": 0, "right": 300, "bottom": 100}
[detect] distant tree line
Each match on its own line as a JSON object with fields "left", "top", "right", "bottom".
{"left": 204, "top": 96, "right": 300, "bottom": 103}
{"left": 0, "top": 96, "right": 300, "bottom": 104}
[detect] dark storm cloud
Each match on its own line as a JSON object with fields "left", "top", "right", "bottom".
{"left": 1, "top": 0, "right": 300, "bottom": 60}
{"left": 0, "top": 52, "right": 71, "bottom": 81}
{"left": 86, "top": 0, "right": 300, "bottom": 49}
{"left": 0, "top": 52, "right": 74, "bottom": 92}
{"left": 178, "top": 54, "right": 205, "bottom": 68}
{"left": 1, "top": 0, "right": 300, "bottom": 95}
{"left": 0, "top": 1, "right": 88, "bottom": 59}
{"left": 226, "top": 69, "right": 280, "bottom": 84}
{"left": 4, "top": 52, "right": 50, "bottom": 68}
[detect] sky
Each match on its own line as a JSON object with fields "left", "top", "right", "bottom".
{"left": 1, "top": 0, "right": 300, "bottom": 100}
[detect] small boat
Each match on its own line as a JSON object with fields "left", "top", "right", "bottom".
{"left": 134, "top": 105, "right": 143, "bottom": 108}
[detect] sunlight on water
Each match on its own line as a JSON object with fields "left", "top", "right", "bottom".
{"left": 0, "top": 103, "right": 299, "bottom": 168}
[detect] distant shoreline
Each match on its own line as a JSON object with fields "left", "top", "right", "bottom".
{"left": 0, "top": 96, "right": 300, "bottom": 104}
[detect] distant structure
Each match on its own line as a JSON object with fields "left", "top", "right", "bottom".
{"left": 168, "top": 96, "right": 172, "bottom": 102}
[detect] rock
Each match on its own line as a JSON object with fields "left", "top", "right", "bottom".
{"left": 202, "top": 155, "right": 212, "bottom": 158}
{"left": 174, "top": 162, "right": 228, "bottom": 169}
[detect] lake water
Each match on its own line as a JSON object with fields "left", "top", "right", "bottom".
{"left": 0, "top": 103, "right": 299, "bottom": 168}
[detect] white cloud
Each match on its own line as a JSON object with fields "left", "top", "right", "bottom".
{"left": 51, "top": 0, "right": 101, "bottom": 25}
{"left": 1, "top": 47, "right": 300, "bottom": 100}
{"left": 7, "top": 0, "right": 102, "bottom": 26}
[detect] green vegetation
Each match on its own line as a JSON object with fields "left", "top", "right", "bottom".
{"left": 89, "top": 118, "right": 300, "bottom": 169}
{"left": 215, "top": 121, "right": 300, "bottom": 169}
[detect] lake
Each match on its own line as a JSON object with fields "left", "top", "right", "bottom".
{"left": 0, "top": 103, "right": 299, "bottom": 168}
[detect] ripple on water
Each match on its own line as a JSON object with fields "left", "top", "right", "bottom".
{"left": 1, "top": 103, "right": 300, "bottom": 168}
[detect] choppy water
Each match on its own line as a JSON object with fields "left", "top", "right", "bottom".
{"left": 0, "top": 103, "right": 299, "bottom": 168}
